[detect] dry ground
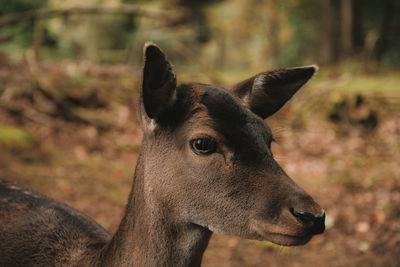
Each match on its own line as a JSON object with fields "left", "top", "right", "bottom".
{"left": 0, "top": 56, "right": 399, "bottom": 266}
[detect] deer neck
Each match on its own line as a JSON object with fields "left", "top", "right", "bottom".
{"left": 97, "top": 149, "right": 212, "bottom": 267}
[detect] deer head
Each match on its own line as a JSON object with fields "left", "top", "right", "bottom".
{"left": 137, "top": 43, "right": 324, "bottom": 247}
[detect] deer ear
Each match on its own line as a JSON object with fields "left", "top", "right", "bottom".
{"left": 230, "top": 65, "right": 317, "bottom": 118}
{"left": 139, "top": 43, "right": 177, "bottom": 127}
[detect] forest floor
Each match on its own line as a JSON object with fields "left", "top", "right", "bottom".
{"left": 0, "top": 55, "right": 399, "bottom": 266}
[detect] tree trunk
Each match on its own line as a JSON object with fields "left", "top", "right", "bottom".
{"left": 352, "top": 0, "right": 363, "bottom": 51}
{"left": 341, "top": 0, "right": 363, "bottom": 57}
{"left": 320, "top": 0, "right": 340, "bottom": 65}
{"left": 33, "top": 18, "right": 44, "bottom": 60}
{"left": 266, "top": 0, "right": 280, "bottom": 66}
{"left": 373, "top": 0, "right": 395, "bottom": 61}
{"left": 341, "top": 0, "right": 353, "bottom": 57}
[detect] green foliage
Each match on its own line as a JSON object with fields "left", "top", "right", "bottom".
{"left": 0, "top": 0, "right": 399, "bottom": 67}
{"left": 0, "top": 0, "right": 48, "bottom": 48}
{"left": 0, "top": 0, "right": 47, "bottom": 15}
{"left": 0, "top": 125, "right": 37, "bottom": 147}
{"left": 278, "top": 0, "right": 321, "bottom": 66}
{"left": 94, "top": 15, "right": 137, "bottom": 51}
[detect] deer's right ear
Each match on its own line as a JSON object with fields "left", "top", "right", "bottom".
{"left": 138, "top": 43, "right": 177, "bottom": 130}
{"left": 229, "top": 66, "right": 317, "bottom": 119}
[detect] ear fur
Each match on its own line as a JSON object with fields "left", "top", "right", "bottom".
{"left": 230, "top": 65, "right": 318, "bottom": 118}
{"left": 138, "top": 43, "right": 177, "bottom": 129}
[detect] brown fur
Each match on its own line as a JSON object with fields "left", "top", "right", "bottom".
{"left": 0, "top": 43, "right": 324, "bottom": 266}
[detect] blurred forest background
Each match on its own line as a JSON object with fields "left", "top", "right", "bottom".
{"left": 0, "top": 0, "right": 399, "bottom": 266}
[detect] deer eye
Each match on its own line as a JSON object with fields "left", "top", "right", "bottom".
{"left": 190, "top": 137, "right": 217, "bottom": 155}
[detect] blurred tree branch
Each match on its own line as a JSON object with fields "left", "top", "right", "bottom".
{"left": 0, "top": 5, "right": 178, "bottom": 29}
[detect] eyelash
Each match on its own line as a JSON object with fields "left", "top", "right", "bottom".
{"left": 268, "top": 138, "right": 276, "bottom": 149}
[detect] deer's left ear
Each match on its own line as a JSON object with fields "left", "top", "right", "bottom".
{"left": 230, "top": 65, "right": 318, "bottom": 119}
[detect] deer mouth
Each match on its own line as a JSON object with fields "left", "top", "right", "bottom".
{"left": 262, "top": 233, "right": 312, "bottom": 246}
{"left": 250, "top": 219, "right": 313, "bottom": 246}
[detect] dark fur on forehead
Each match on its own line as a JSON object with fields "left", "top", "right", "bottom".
{"left": 152, "top": 83, "right": 199, "bottom": 129}
{"left": 156, "top": 82, "right": 273, "bottom": 159}
{"left": 200, "top": 84, "right": 269, "bottom": 128}
{"left": 198, "top": 84, "right": 273, "bottom": 162}
{"left": 200, "top": 85, "right": 250, "bottom": 123}
{"left": 169, "top": 82, "right": 261, "bottom": 126}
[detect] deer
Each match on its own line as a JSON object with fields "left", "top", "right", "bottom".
{"left": 0, "top": 43, "right": 325, "bottom": 267}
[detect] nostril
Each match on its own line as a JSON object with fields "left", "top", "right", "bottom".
{"left": 290, "top": 208, "right": 325, "bottom": 235}
{"left": 290, "top": 209, "right": 315, "bottom": 227}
